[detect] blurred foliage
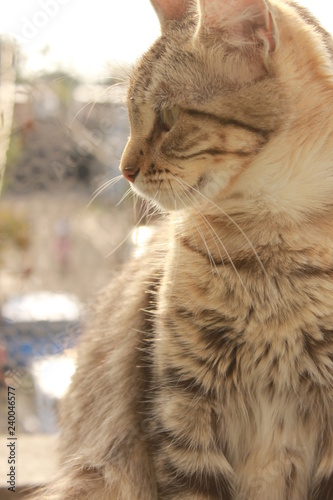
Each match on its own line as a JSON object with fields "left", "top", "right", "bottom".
{"left": 5, "top": 133, "right": 22, "bottom": 169}
{"left": 100, "top": 75, "right": 125, "bottom": 86}
{"left": 43, "top": 71, "right": 79, "bottom": 110}
{"left": 2, "top": 133, "right": 23, "bottom": 194}
{"left": 0, "top": 209, "right": 30, "bottom": 253}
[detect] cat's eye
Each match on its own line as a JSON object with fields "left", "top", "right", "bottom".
{"left": 159, "top": 106, "right": 180, "bottom": 130}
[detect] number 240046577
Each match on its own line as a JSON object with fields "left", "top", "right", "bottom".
{"left": 7, "top": 387, "right": 16, "bottom": 435}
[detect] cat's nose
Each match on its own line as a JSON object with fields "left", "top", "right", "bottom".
{"left": 121, "top": 165, "right": 139, "bottom": 183}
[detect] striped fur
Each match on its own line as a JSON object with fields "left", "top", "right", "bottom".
{"left": 32, "top": 1, "right": 333, "bottom": 498}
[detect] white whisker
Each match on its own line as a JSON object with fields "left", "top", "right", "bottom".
{"left": 105, "top": 190, "right": 160, "bottom": 258}
{"left": 172, "top": 182, "right": 221, "bottom": 279}
{"left": 165, "top": 181, "right": 185, "bottom": 299}
{"left": 177, "top": 176, "right": 271, "bottom": 285}
{"left": 172, "top": 175, "right": 263, "bottom": 322}
{"left": 86, "top": 175, "right": 124, "bottom": 209}
{"left": 116, "top": 187, "right": 133, "bottom": 207}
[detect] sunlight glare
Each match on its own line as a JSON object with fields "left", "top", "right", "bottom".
{"left": 0, "top": 2, "right": 332, "bottom": 78}
{"left": 0, "top": 0, "right": 160, "bottom": 78}
{"left": 32, "top": 353, "right": 76, "bottom": 399}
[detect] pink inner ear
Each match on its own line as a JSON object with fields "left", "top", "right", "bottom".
{"left": 199, "top": 0, "right": 276, "bottom": 51}
{"left": 201, "top": 0, "right": 269, "bottom": 22}
{"left": 257, "top": 10, "right": 276, "bottom": 52}
{"left": 151, "top": 0, "right": 191, "bottom": 23}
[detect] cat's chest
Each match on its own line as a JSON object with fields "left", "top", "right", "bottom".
{"left": 154, "top": 246, "right": 333, "bottom": 396}
{"left": 151, "top": 245, "right": 333, "bottom": 472}
{"left": 156, "top": 297, "right": 302, "bottom": 398}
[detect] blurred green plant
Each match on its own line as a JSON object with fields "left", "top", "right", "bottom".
{"left": 43, "top": 71, "right": 79, "bottom": 110}
{"left": 1, "top": 133, "right": 23, "bottom": 195}
{"left": 5, "top": 133, "right": 22, "bottom": 168}
{"left": 0, "top": 210, "right": 30, "bottom": 254}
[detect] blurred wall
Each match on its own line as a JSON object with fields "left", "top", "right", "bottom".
{"left": 0, "top": 37, "right": 16, "bottom": 191}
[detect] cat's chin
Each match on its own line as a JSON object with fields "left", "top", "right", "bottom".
{"left": 131, "top": 187, "right": 188, "bottom": 212}
{"left": 131, "top": 179, "right": 224, "bottom": 213}
{"left": 130, "top": 181, "right": 195, "bottom": 212}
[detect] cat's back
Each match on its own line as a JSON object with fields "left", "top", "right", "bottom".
{"left": 58, "top": 225, "right": 166, "bottom": 472}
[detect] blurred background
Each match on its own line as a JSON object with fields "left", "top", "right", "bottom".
{"left": 0, "top": 0, "right": 331, "bottom": 497}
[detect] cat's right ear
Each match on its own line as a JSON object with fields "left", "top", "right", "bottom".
{"left": 196, "top": 0, "right": 277, "bottom": 53}
{"left": 150, "top": 0, "right": 192, "bottom": 29}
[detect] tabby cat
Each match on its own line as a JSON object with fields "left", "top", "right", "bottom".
{"left": 35, "top": 0, "right": 333, "bottom": 498}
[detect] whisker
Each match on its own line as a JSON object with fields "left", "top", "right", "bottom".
{"left": 105, "top": 190, "right": 160, "bottom": 258}
{"left": 132, "top": 194, "right": 162, "bottom": 227}
{"left": 177, "top": 176, "right": 271, "bottom": 285}
{"left": 49, "top": 74, "right": 75, "bottom": 84}
{"left": 133, "top": 192, "right": 140, "bottom": 222}
{"left": 146, "top": 205, "right": 162, "bottom": 225}
{"left": 105, "top": 60, "right": 133, "bottom": 81}
{"left": 104, "top": 208, "right": 148, "bottom": 259}
{"left": 172, "top": 175, "right": 263, "bottom": 322}
{"left": 165, "top": 181, "right": 184, "bottom": 299}
{"left": 179, "top": 184, "right": 226, "bottom": 268}
{"left": 86, "top": 175, "right": 124, "bottom": 209}
{"left": 66, "top": 81, "right": 127, "bottom": 137}
{"left": 172, "top": 183, "right": 220, "bottom": 278}
{"left": 177, "top": 188, "right": 232, "bottom": 293}
{"left": 161, "top": 155, "right": 268, "bottom": 286}
{"left": 116, "top": 187, "right": 133, "bottom": 207}
{"left": 66, "top": 102, "right": 99, "bottom": 138}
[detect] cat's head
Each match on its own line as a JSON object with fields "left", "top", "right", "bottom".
{"left": 120, "top": 0, "right": 333, "bottom": 218}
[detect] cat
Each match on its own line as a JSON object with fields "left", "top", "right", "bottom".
{"left": 33, "top": 0, "right": 333, "bottom": 498}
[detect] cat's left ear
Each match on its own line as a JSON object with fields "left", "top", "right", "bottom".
{"left": 150, "top": 0, "right": 192, "bottom": 28}
{"left": 197, "top": 0, "right": 277, "bottom": 52}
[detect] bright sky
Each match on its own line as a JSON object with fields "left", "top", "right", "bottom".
{"left": 1, "top": 0, "right": 160, "bottom": 79}
{"left": 0, "top": 1, "right": 332, "bottom": 80}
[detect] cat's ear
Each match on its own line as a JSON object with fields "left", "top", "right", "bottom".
{"left": 197, "top": 0, "right": 277, "bottom": 52}
{"left": 150, "top": 0, "right": 192, "bottom": 28}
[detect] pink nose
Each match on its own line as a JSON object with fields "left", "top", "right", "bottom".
{"left": 122, "top": 166, "right": 139, "bottom": 183}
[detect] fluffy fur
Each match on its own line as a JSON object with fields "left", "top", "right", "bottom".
{"left": 32, "top": 0, "right": 333, "bottom": 498}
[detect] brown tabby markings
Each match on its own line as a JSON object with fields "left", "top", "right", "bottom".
{"left": 30, "top": 0, "right": 333, "bottom": 499}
